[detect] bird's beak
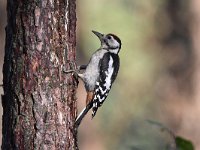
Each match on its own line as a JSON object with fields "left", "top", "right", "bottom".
{"left": 92, "top": 30, "right": 104, "bottom": 42}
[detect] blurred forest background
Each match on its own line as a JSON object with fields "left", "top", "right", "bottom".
{"left": 0, "top": 0, "right": 200, "bottom": 149}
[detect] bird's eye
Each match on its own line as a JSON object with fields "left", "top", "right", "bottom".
{"left": 107, "top": 35, "right": 112, "bottom": 40}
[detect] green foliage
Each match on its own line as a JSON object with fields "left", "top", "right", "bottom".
{"left": 148, "top": 120, "right": 195, "bottom": 150}
{"left": 176, "top": 136, "right": 194, "bottom": 150}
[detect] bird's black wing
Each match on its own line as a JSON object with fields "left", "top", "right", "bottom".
{"left": 92, "top": 52, "right": 120, "bottom": 117}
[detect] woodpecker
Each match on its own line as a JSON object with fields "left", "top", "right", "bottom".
{"left": 66, "top": 31, "right": 121, "bottom": 127}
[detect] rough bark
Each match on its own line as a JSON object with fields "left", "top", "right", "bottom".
{"left": 2, "top": 0, "right": 78, "bottom": 149}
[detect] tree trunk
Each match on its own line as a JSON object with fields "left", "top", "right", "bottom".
{"left": 2, "top": 0, "right": 78, "bottom": 149}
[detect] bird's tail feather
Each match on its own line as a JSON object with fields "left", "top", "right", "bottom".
{"left": 75, "top": 103, "right": 92, "bottom": 128}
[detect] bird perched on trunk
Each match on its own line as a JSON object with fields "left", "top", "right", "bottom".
{"left": 65, "top": 31, "right": 121, "bottom": 127}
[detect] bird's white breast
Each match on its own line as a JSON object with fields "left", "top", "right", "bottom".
{"left": 83, "top": 49, "right": 108, "bottom": 91}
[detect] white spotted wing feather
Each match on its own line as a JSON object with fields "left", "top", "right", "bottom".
{"left": 92, "top": 52, "right": 119, "bottom": 117}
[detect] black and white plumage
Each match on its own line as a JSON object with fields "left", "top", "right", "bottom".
{"left": 92, "top": 52, "right": 119, "bottom": 117}
{"left": 68, "top": 31, "right": 121, "bottom": 127}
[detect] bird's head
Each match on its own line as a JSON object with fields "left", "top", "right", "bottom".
{"left": 92, "top": 30, "right": 121, "bottom": 54}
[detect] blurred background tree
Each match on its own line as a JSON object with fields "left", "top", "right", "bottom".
{"left": 0, "top": 0, "right": 199, "bottom": 149}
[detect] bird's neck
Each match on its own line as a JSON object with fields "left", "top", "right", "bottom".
{"left": 109, "top": 47, "right": 120, "bottom": 54}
